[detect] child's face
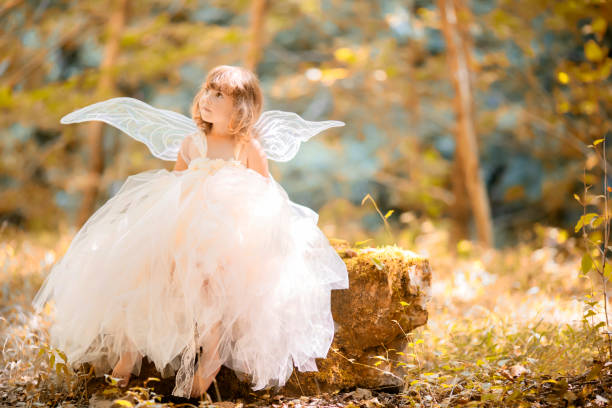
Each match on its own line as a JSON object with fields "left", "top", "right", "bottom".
{"left": 198, "top": 86, "right": 234, "bottom": 131}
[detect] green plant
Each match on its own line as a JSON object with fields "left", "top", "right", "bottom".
{"left": 574, "top": 135, "right": 612, "bottom": 360}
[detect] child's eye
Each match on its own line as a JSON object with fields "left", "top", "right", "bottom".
{"left": 216, "top": 92, "right": 223, "bottom": 98}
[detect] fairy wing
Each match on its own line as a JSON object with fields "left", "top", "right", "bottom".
{"left": 254, "top": 110, "right": 344, "bottom": 162}
{"left": 253, "top": 111, "right": 344, "bottom": 224}
{"left": 60, "top": 97, "right": 198, "bottom": 161}
{"left": 61, "top": 98, "right": 344, "bottom": 163}
{"left": 61, "top": 98, "right": 337, "bottom": 223}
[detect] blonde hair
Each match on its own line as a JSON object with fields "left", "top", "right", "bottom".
{"left": 191, "top": 65, "right": 263, "bottom": 145}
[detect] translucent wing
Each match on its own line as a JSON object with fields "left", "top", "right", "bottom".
{"left": 60, "top": 97, "right": 198, "bottom": 161}
{"left": 254, "top": 110, "right": 344, "bottom": 162}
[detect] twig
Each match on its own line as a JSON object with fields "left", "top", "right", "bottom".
{"left": 360, "top": 193, "right": 395, "bottom": 243}
{"left": 601, "top": 132, "right": 612, "bottom": 359}
{"left": 330, "top": 348, "right": 404, "bottom": 382}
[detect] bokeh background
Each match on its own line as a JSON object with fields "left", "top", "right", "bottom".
{"left": 2, "top": 0, "right": 610, "bottom": 250}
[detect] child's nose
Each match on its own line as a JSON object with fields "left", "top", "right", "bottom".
{"left": 202, "top": 92, "right": 212, "bottom": 106}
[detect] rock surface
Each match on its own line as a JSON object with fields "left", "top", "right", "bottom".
{"left": 276, "top": 239, "right": 432, "bottom": 396}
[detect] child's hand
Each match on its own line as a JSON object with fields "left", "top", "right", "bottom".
{"left": 173, "top": 154, "right": 188, "bottom": 171}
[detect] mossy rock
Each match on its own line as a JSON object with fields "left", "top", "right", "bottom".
{"left": 274, "top": 239, "right": 432, "bottom": 396}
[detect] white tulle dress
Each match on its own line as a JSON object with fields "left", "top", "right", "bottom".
{"left": 32, "top": 98, "right": 349, "bottom": 398}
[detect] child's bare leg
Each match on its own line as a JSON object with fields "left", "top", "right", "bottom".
{"left": 190, "top": 321, "right": 223, "bottom": 398}
{"left": 112, "top": 348, "right": 140, "bottom": 387}
{"left": 191, "top": 362, "right": 222, "bottom": 399}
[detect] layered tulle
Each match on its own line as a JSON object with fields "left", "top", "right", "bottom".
{"left": 33, "top": 158, "right": 349, "bottom": 397}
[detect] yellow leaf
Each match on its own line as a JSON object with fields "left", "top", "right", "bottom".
{"left": 598, "top": 57, "right": 612, "bottom": 80}
{"left": 585, "top": 40, "right": 604, "bottom": 62}
{"left": 105, "top": 374, "right": 119, "bottom": 386}
{"left": 592, "top": 17, "right": 607, "bottom": 37}
{"left": 298, "top": 0, "right": 320, "bottom": 14}
{"left": 384, "top": 209, "right": 394, "bottom": 219}
{"left": 593, "top": 138, "right": 605, "bottom": 146}
{"left": 457, "top": 239, "right": 472, "bottom": 254}
{"left": 557, "top": 71, "right": 570, "bottom": 84}
{"left": 113, "top": 400, "right": 133, "bottom": 407}
{"left": 604, "top": 263, "right": 612, "bottom": 280}
{"left": 556, "top": 100, "right": 570, "bottom": 113}
{"left": 334, "top": 48, "right": 357, "bottom": 64}
{"left": 320, "top": 68, "right": 349, "bottom": 84}
{"left": 582, "top": 254, "right": 593, "bottom": 274}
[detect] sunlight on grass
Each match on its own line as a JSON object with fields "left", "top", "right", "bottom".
{"left": 0, "top": 218, "right": 608, "bottom": 406}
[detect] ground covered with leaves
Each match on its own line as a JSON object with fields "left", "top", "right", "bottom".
{"left": 1, "top": 221, "right": 611, "bottom": 407}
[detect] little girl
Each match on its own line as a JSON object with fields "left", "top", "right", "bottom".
{"left": 33, "top": 65, "right": 349, "bottom": 399}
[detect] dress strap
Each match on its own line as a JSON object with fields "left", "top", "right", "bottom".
{"left": 233, "top": 140, "right": 245, "bottom": 161}
{"left": 192, "top": 132, "right": 207, "bottom": 158}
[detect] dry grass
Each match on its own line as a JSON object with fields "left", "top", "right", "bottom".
{"left": 0, "top": 216, "right": 610, "bottom": 407}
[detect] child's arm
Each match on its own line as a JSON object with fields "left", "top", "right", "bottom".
{"left": 173, "top": 136, "right": 191, "bottom": 171}
{"left": 247, "top": 138, "right": 270, "bottom": 179}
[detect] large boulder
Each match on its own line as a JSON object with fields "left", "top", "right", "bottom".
{"left": 273, "top": 239, "right": 432, "bottom": 396}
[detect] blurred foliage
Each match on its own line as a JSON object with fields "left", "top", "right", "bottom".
{"left": 0, "top": 0, "right": 611, "bottom": 247}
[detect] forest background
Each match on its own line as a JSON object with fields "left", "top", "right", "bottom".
{"left": 1, "top": 0, "right": 612, "bottom": 406}
{"left": 1, "top": 0, "right": 609, "bottom": 249}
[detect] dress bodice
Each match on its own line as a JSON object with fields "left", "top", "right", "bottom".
{"left": 180, "top": 132, "right": 245, "bottom": 172}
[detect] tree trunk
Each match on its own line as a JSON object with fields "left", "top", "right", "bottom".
{"left": 450, "top": 151, "right": 470, "bottom": 243}
{"left": 245, "top": 0, "right": 268, "bottom": 72}
{"left": 448, "top": 0, "right": 475, "bottom": 244}
{"left": 438, "top": 0, "right": 493, "bottom": 247}
{"left": 77, "top": 0, "right": 128, "bottom": 226}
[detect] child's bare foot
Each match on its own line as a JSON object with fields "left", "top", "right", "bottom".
{"left": 190, "top": 363, "right": 221, "bottom": 399}
{"left": 112, "top": 352, "right": 137, "bottom": 388}
{"left": 191, "top": 322, "right": 223, "bottom": 399}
